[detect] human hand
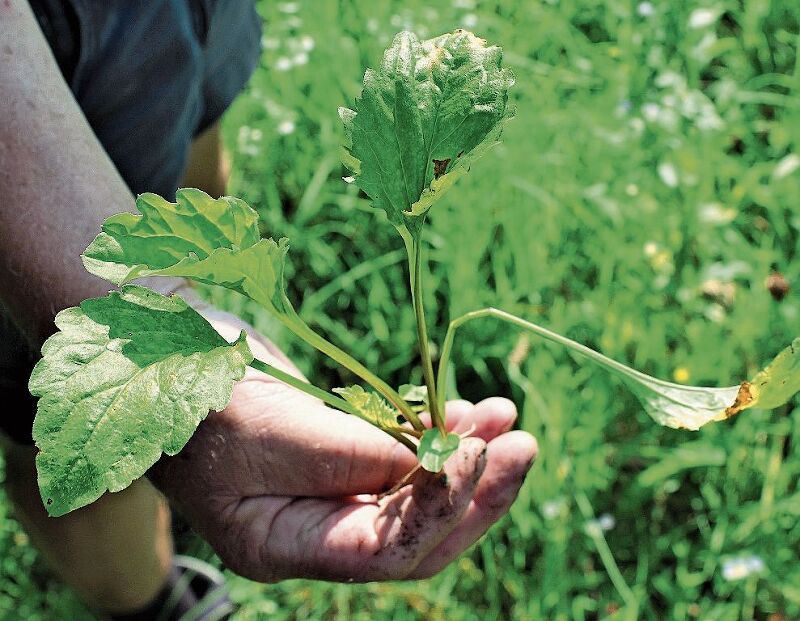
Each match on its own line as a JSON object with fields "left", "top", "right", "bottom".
{"left": 149, "top": 311, "right": 538, "bottom": 582}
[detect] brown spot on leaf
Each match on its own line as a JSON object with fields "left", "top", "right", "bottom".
{"left": 433, "top": 159, "right": 450, "bottom": 179}
{"left": 725, "top": 381, "right": 754, "bottom": 418}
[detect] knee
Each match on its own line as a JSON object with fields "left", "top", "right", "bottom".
{"left": 1, "top": 439, "right": 39, "bottom": 507}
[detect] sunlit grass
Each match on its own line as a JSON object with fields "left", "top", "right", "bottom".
{"left": 3, "top": 1, "right": 799, "bottom": 619}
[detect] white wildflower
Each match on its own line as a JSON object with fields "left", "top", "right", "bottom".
{"left": 274, "top": 56, "right": 292, "bottom": 71}
{"left": 655, "top": 71, "right": 685, "bottom": 89}
{"left": 261, "top": 36, "right": 280, "bottom": 50}
{"left": 637, "top": 2, "right": 655, "bottom": 17}
{"left": 597, "top": 513, "right": 616, "bottom": 531}
{"left": 698, "top": 203, "right": 736, "bottom": 225}
{"left": 584, "top": 514, "right": 615, "bottom": 537}
{"left": 300, "top": 35, "right": 315, "bottom": 52}
{"left": 542, "top": 498, "right": 566, "bottom": 520}
{"left": 721, "top": 555, "right": 765, "bottom": 582}
{"left": 277, "top": 2, "right": 300, "bottom": 13}
{"left": 689, "top": 8, "right": 720, "bottom": 29}
{"left": 658, "top": 162, "right": 679, "bottom": 188}
{"left": 642, "top": 102, "right": 660, "bottom": 122}
{"left": 276, "top": 119, "right": 296, "bottom": 136}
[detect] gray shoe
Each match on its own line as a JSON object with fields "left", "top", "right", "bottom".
{"left": 158, "top": 555, "right": 236, "bottom": 621}
{"left": 107, "top": 555, "right": 236, "bottom": 621}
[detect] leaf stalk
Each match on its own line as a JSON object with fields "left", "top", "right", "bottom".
{"left": 435, "top": 307, "right": 662, "bottom": 416}
{"left": 248, "top": 357, "right": 419, "bottom": 452}
{"left": 271, "top": 313, "right": 425, "bottom": 431}
{"left": 406, "top": 233, "right": 446, "bottom": 435}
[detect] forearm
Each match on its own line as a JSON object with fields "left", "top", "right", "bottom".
{"left": 0, "top": 1, "right": 135, "bottom": 346}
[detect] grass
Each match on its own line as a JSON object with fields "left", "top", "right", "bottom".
{"left": 3, "top": 1, "right": 800, "bottom": 619}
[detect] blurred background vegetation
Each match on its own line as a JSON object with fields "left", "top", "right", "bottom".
{"left": 3, "top": 0, "right": 800, "bottom": 619}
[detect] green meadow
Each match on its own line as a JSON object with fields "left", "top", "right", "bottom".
{"left": 3, "top": 1, "right": 799, "bottom": 619}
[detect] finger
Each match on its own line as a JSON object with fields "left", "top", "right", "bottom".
{"left": 452, "top": 397, "right": 518, "bottom": 440}
{"left": 221, "top": 438, "right": 487, "bottom": 582}
{"left": 417, "top": 397, "right": 518, "bottom": 441}
{"left": 407, "top": 430, "right": 537, "bottom": 578}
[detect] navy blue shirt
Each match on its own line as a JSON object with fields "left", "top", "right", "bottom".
{"left": 29, "top": 0, "right": 261, "bottom": 197}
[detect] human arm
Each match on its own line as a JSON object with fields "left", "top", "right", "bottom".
{"left": 0, "top": 0, "right": 139, "bottom": 345}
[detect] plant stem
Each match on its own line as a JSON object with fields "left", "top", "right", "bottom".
{"left": 277, "top": 312, "right": 424, "bottom": 431}
{"left": 249, "top": 357, "right": 357, "bottom": 413}
{"left": 407, "top": 237, "right": 445, "bottom": 435}
{"left": 576, "top": 492, "right": 639, "bottom": 618}
{"left": 435, "top": 307, "right": 669, "bottom": 416}
{"left": 248, "top": 357, "right": 419, "bottom": 453}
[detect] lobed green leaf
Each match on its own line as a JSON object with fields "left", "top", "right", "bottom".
{"left": 29, "top": 285, "right": 253, "bottom": 516}
{"left": 399, "top": 383, "right": 428, "bottom": 403}
{"left": 417, "top": 429, "right": 460, "bottom": 472}
{"left": 82, "top": 189, "right": 293, "bottom": 315}
{"left": 333, "top": 385, "right": 398, "bottom": 428}
{"left": 341, "top": 30, "right": 514, "bottom": 230}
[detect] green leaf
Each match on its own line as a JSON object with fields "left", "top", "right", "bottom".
{"left": 722, "top": 337, "right": 800, "bottom": 413}
{"left": 82, "top": 189, "right": 293, "bottom": 315}
{"left": 29, "top": 285, "right": 253, "bottom": 516}
{"left": 340, "top": 30, "right": 514, "bottom": 229}
{"left": 399, "top": 384, "right": 428, "bottom": 403}
{"left": 622, "top": 377, "right": 740, "bottom": 431}
{"left": 417, "top": 429, "right": 460, "bottom": 472}
{"left": 332, "top": 385, "right": 398, "bottom": 428}
{"left": 619, "top": 338, "right": 800, "bottom": 430}
{"left": 398, "top": 383, "right": 429, "bottom": 413}
{"left": 441, "top": 308, "right": 800, "bottom": 432}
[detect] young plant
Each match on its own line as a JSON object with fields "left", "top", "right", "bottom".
{"left": 30, "top": 30, "right": 800, "bottom": 517}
